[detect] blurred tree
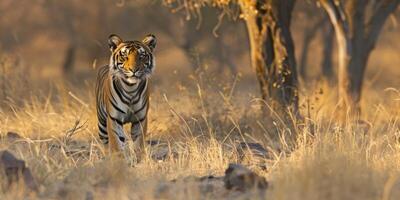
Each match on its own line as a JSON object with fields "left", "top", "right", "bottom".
{"left": 319, "top": 0, "right": 399, "bottom": 115}
{"left": 0, "top": 0, "right": 47, "bottom": 50}
{"left": 163, "top": 0, "right": 299, "bottom": 115}
{"left": 0, "top": 0, "right": 246, "bottom": 78}
{"left": 298, "top": 14, "right": 335, "bottom": 84}
{"left": 43, "top": 0, "right": 115, "bottom": 74}
{"left": 298, "top": 15, "right": 326, "bottom": 81}
{"left": 137, "top": 3, "right": 240, "bottom": 74}
{"left": 296, "top": 2, "right": 335, "bottom": 84}
{"left": 44, "top": 0, "right": 79, "bottom": 74}
{"left": 320, "top": 21, "right": 335, "bottom": 83}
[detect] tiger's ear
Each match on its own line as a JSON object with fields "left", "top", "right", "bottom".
{"left": 142, "top": 34, "right": 156, "bottom": 52}
{"left": 108, "top": 34, "right": 122, "bottom": 52}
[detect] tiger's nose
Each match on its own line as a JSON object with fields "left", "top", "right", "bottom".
{"left": 124, "top": 65, "right": 134, "bottom": 70}
{"left": 125, "top": 71, "right": 134, "bottom": 77}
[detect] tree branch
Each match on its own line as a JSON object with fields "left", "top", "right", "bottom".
{"left": 366, "top": 0, "right": 400, "bottom": 49}
{"left": 320, "top": 0, "right": 350, "bottom": 37}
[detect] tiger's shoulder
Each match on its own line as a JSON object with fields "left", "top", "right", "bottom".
{"left": 95, "top": 65, "right": 111, "bottom": 96}
{"left": 97, "top": 65, "right": 109, "bottom": 78}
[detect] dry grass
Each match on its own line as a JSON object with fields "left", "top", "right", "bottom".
{"left": 1, "top": 53, "right": 400, "bottom": 200}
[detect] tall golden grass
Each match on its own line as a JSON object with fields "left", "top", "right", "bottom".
{"left": 1, "top": 50, "right": 400, "bottom": 199}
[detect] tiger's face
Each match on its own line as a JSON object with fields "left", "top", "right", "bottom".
{"left": 108, "top": 34, "right": 156, "bottom": 83}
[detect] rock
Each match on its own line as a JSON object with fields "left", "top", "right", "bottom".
{"left": 236, "top": 142, "right": 272, "bottom": 170}
{"left": 147, "top": 140, "right": 177, "bottom": 161}
{"left": 4, "top": 131, "right": 22, "bottom": 142}
{"left": 0, "top": 150, "right": 38, "bottom": 191}
{"left": 197, "top": 175, "right": 225, "bottom": 194}
{"left": 155, "top": 164, "right": 267, "bottom": 199}
{"left": 150, "top": 147, "right": 170, "bottom": 161}
{"left": 224, "top": 163, "right": 268, "bottom": 191}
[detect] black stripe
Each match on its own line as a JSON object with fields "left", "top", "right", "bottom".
{"left": 131, "top": 95, "right": 141, "bottom": 104}
{"left": 110, "top": 116, "right": 123, "bottom": 125}
{"left": 99, "top": 134, "right": 108, "bottom": 140}
{"left": 97, "top": 105, "right": 107, "bottom": 121}
{"left": 134, "top": 99, "right": 148, "bottom": 114}
{"left": 98, "top": 108, "right": 107, "bottom": 123}
{"left": 98, "top": 117, "right": 106, "bottom": 125}
{"left": 125, "top": 87, "right": 139, "bottom": 94}
{"left": 131, "top": 81, "right": 147, "bottom": 104}
{"left": 99, "top": 135, "right": 109, "bottom": 144}
{"left": 96, "top": 65, "right": 109, "bottom": 79}
{"left": 98, "top": 125, "right": 107, "bottom": 135}
{"left": 110, "top": 99, "right": 126, "bottom": 114}
{"left": 123, "top": 78, "right": 142, "bottom": 94}
{"left": 126, "top": 88, "right": 138, "bottom": 94}
{"left": 139, "top": 79, "right": 147, "bottom": 91}
{"left": 98, "top": 118, "right": 107, "bottom": 127}
{"left": 114, "top": 53, "right": 119, "bottom": 62}
{"left": 112, "top": 54, "right": 117, "bottom": 68}
{"left": 112, "top": 128, "right": 121, "bottom": 135}
{"left": 113, "top": 80, "right": 130, "bottom": 104}
{"left": 110, "top": 90, "right": 119, "bottom": 105}
{"left": 116, "top": 80, "right": 132, "bottom": 100}
{"left": 97, "top": 110, "right": 105, "bottom": 123}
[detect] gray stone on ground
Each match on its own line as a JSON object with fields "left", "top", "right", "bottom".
{"left": 147, "top": 140, "right": 177, "bottom": 161}
{"left": 0, "top": 150, "right": 38, "bottom": 191}
{"left": 224, "top": 163, "right": 268, "bottom": 191}
{"left": 4, "top": 131, "right": 23, "bottom": 142}
{"left": 156, "top": 163, "right": 268, "bottom": 199}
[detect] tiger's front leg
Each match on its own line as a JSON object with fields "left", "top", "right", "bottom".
{"left": 131, "top": 117, "right": 147, "bottom": 159}
{"left": 106, "top": 116, "right": 127, "bottom": 154}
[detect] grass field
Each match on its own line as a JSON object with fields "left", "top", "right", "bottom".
{"left": 1, "top": 52, "right": 400, "bottom": 199}
{"left": 0, "top": 2, "right": 399, "bottom": 197}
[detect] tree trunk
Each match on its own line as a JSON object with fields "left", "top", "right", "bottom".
{"left": 321, "top": 0, "right": 399, "bottom": 115}
{"left": 321, "top": 22, "right": 334, "bottom": 83}
{"left": 321, "top": 0, "right": 362, "bottom": 115}
{"left": 62, "top": 42, "right": 76, "bottom": 74}
{"left": 343, "top": 44, "right": 371, "bottom": 114}
{"left": 332, "top": 38, "right": 371, "bottom": 115}
{"left": 299, "top": 17, "right": 326, "bottom": 81}
{"left": 240, "top": 0, "right": 298, "bottom": 115}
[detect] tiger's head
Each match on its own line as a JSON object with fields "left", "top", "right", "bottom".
{"left": 108, "top": 34, "right": 156, "bottom": 83}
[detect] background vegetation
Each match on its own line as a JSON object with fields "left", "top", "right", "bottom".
{"left": 0, "top": 0, "right": 399, "bottom": 199}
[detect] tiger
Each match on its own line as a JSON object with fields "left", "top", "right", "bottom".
{"left": 95, "top": 34, "right": 156, "bottom": 155}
